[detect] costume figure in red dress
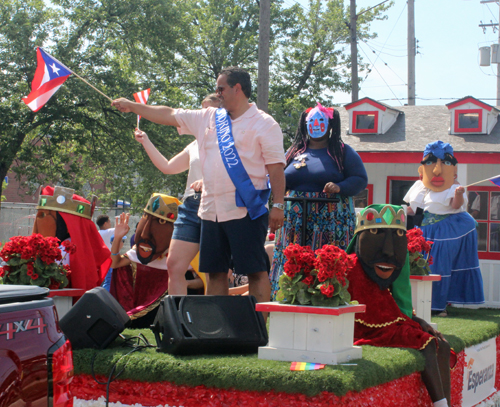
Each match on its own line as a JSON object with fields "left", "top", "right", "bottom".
{"left": 110, "top": 193, "right": 180, "bottom": 323}
{"left": 32, "top": 186, "right": 111, "bottom": 291}
{"left": 346, "top": 204, "right": 452, "bottom": 407}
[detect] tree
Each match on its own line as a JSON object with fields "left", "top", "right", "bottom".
{"left": 1, "top": 0, "right": 195, "bottom": 211}
{"left": 0, "top": 0, "right": 391, "bottom": 210}
{"left": 269, "top": 0, "right": 392, "bottom": 143}
{"left": 0, "top": 0, "right": 58, "bottom": 205}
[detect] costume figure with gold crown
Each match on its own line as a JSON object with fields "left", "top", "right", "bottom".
{"left": 403, "top": 141, "right": 484, "bottom": 315}
{"left": 346, "top": 204, "right": 454, "bottom": 407}
{"left": 109, "top": 193, "right": 181, "bottom": 326}
{"left": 32, "top": 186, "right": 112, "bottom": 291}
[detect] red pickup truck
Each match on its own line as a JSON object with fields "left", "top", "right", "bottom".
{"left": 0, "top": 285, "right": 73, "bottom": 407}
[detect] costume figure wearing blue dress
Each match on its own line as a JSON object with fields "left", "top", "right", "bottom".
{"left": 404, "top": 181, "right": 484, "bottom": 311}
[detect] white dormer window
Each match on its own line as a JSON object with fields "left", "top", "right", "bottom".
{"left": 345, "top": 97, "right": 401, "bottom": 135}
{"left": 353, "top": 111, "right": 377, "bottom": 133}
{"left": 446, "top": 97, "right": 498, "bottom": 135}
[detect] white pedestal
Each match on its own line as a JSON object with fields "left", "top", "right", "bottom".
{"left": 410, "top": 274, "right": 441, "bottom": 330}
{"left": 256, "top": 302, "right": 365, "bottom": 365}
{"left": 48, "top": 288, "right": 85, "bottom": 319}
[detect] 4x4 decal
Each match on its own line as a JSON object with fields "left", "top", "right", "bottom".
{"left": 0, "top": 317, "right": 46, "bottom": 340}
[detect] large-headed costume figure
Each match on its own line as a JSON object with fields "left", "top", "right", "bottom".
{"left": 403, "top": 141, "right": 484, "bottom": 314}
{"left": 346, "top": 204, "right": 452, "bottom": 407}
{"left": 110, "top": 193, "right": 180, "bottom": 321}
{"left": 32, "top": 186, "right": 112, "bottom": 291}
{"left": 270, "top": 103, "right": 367, "bottom": 299}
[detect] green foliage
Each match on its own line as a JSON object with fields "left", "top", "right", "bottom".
{"left": 0, "top": 0, "right": 391, "bottom": 207}
{"left": 268, "top": 0, "right": 392, "bottom": 137}
{"left": 73, "top": 307, "right": 500, "bottom": 396}
{"left": 409, "top": 251, "right": 431, "bottom": 276}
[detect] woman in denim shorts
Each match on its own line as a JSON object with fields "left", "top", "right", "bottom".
{"left": 133, "top": 94, "right": 219, "bottom": 295}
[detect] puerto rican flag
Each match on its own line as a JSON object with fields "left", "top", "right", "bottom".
{"left": 22, "top": 47, "right": 72, "bottom": 112}
{"left": 489, "top": 175, "right": 500, "bottom": 188}
{"left": 133, "top": 88, "right": 150, "bottom": 125}
{"left": 133, "top": 88, "right": 150, "bottom": 105}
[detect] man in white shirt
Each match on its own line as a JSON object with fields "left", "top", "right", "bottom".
{"left": 112, "top": 67, "right": 285, "bottom": 305}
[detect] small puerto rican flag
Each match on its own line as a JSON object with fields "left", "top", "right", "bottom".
{"left": 133, "top": 88, "right": 150, "bottom": 127}
{"left": 489, "top": 175, "right": 500, "bottom": 188}
{"left": 22, "top": 47, "right": 73, "bottom": 112}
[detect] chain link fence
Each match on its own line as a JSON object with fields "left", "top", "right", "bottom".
{"left": 0, "top": 203, "right": 141, "bottom": 253}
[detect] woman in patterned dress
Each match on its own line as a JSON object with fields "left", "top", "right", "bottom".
{"left": 269, "top": 103, "right": 368, "bottom": 299}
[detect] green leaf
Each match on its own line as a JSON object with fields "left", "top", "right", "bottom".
{"left": 9, "top": 257, "right": 21, "bottom": 266}
{"left": 339, "top": 288, "right": 351, "bottom": 304}
{"left": 296, "top": 288, "right": 311, "bottom": 305}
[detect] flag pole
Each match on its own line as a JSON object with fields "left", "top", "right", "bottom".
{"left": 40, "top": 47, "right": 113, "bottom": 102}
{"left": 464, "top": 175, "right": 500, "bottom": 188}
{"left": 70, "top": 71, "right": 113, "bottom": 102}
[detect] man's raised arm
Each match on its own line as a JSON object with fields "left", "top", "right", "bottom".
{"left": 111, "top": 98, "right": 180, "bottom": 127}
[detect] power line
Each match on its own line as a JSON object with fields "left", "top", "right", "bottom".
{"left": 360, "top": 40, "right": 408, "bottom": 84}
{"left": 486, "top": 3, "right": 499, "bottom": 24}
{"left": 357, "top": 43, "right": 404, "bottom": 106}
{"left": 367, "top": 1, "right": 407, "bottom": 68}
{"left": 364, "top": 42, "right": 407, "bottom": 57}
{"left": 282, "top": 0, "right": 309, "bottom": 13}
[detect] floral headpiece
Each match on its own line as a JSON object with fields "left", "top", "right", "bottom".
{"left": 305, "top": 102, "right": 334, "bottom": 122}
{"left": 36, "top": 186, "right": 96, "bottom": 220}
{"left": 143, "top": 193, "right": 181, "bottom": 223}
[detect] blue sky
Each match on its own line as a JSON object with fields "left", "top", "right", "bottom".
{"left": 294, "top": 0, "right": 500, "bottom": 106}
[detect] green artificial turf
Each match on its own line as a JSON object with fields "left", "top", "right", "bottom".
{"left": 72, "top": 307, "right": 500, "bottom": 397}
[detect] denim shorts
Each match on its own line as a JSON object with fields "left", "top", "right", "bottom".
{"left": 172, "top": 194, "right": 201, "bottom": 243}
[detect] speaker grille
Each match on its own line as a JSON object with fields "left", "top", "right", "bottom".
{"left": 182, "top": 299, "right": 229, "bottom": 338}
{"left": 87, "top": 319, "right": 116, "bottom": 347}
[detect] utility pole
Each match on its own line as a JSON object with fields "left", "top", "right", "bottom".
{"left": 408, "top": 0, "right": 416, "bottom": 105}
{"left": 348, "top": 0, "right": 390, "bottom": 103}
{"left": 479, "top": 0, "right": 500, "bottom": 106}
{"left": 350, "top": 0, "right": 359, "bottom": 102}
{"left": 257, "top": 0, "right": 270, "bottom": 112}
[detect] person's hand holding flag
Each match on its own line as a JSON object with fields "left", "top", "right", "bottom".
{"left": 133, "top": 88, "right": 151, "bottom": 129}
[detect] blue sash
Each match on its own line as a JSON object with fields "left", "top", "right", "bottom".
{"left": 215, "top": 108, "right": 270, "bottom": 220}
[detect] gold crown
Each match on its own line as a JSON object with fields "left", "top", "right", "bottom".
{"left": 143, "top": 193, "right": 181, "bottom": 223}
{"left": 37, "top": 186, "right": 96, "bottom": 220}
{"left": 354, "top": 205, "right": 406, "bottom": 235}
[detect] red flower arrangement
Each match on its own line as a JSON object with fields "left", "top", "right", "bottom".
{"left": 276, "top": 244, "right": 353, "bottom": 307}
{"left": 407, "top": 228, "right": 433, "bottom": 276}
{"left": 0, "top": 234, "right": 75, "bottom": 289}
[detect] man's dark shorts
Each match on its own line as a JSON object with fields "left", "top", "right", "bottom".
{"left": 200, "top": 212, "right": 270, "bottom": 275}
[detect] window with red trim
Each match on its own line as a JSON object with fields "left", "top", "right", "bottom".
{"left": 467, "top": 187, "right": 500, "bottom": 260}
{"left": 386, "top": 177, "right": 419, "bottom": 205}
{"left": 352, "top": 111, "right": 378, "bottom": 134}
{"left": 353, "top": 184, "right": 373, "bottom": 208}
{"left": 454, "top": 109, "right": 483, "bottom": 133}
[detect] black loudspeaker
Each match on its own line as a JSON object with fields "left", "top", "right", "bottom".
{"left": 151, "top": 295, "right": 268, "bottom": 355}
{"left": 59, "top": 287, "right": 131, "bottom": 350}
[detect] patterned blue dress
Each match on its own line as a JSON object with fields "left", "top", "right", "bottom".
{"left": 269, "top": 146, "right": 367, "bottom": 300}
{"left": 404, "top": 181, "right": 484, "bottom": 311}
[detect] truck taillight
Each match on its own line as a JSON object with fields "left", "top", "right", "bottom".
{"left": 48, "top": 337, "right": 74, "bottom": 407}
